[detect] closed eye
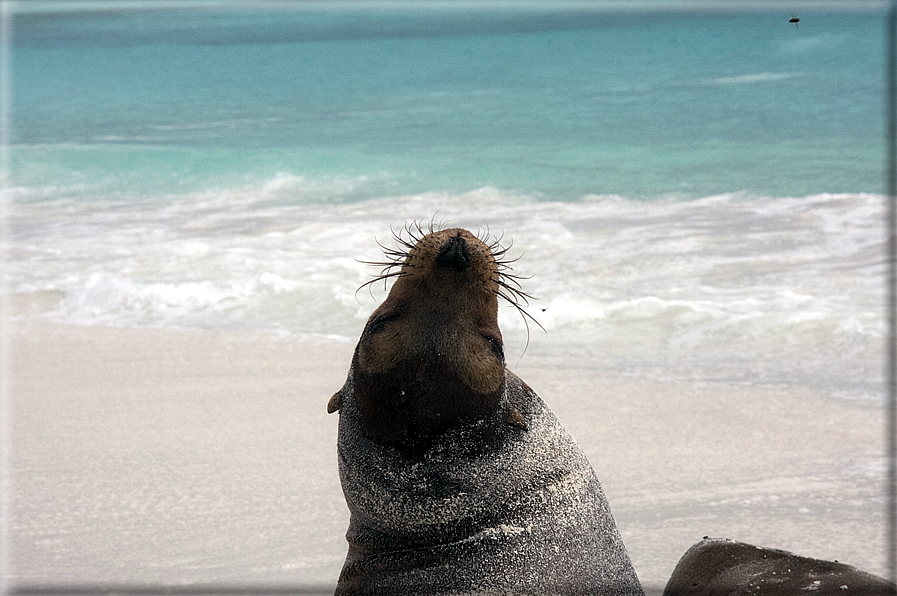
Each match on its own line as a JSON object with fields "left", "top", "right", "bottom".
{"left": 366, "top": 311, "right": 401, "bottom": 335}
{"left": 484, "top": 335, "right": 504, "bottom": 362}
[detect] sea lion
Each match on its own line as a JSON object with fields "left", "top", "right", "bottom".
{"left": 328, "top": 225, "right": 644, "bottom": 595}
{"left": 663, "top": 537, "right": 897, "bottom": 596}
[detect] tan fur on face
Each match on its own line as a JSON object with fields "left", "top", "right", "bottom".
{"left": 357, "top": 228, "right": 504, "bottom": 396}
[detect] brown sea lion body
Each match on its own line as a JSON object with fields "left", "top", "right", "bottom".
{"left": 328, "top": 227, "right": 644, "bottom": 595}
{"left": 663, "top": 538, "right": 896, "bottom": 596}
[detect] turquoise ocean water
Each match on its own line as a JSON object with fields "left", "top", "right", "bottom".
{"left": 5, "top": 1, "right": 891, "bottom": 400}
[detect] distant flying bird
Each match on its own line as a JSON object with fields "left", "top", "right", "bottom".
{"left": 789, "top": 14, "right": 800, "bottom": 28}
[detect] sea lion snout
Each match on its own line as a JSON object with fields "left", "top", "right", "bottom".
{"left": 434, "top": 234, "right": 471, "bottom": 271}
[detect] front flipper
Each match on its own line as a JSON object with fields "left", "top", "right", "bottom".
{"left": 327, "top": 391, "right": 343, "bottom": 414}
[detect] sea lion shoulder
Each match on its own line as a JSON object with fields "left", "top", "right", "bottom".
{"left": 663, "top": 538, "right": 897, "bottom": 596}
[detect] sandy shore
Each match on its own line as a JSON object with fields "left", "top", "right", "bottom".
{"left": 4, "top": 319, "right": 889, "bottom": 593}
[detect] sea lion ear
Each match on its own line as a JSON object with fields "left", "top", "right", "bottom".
{"left": 327, "top": 391, "right": 343, "bottom": 414}
{"left": 328, "top": 367, "right": 355, "bottom": 414}
{"left": 503, "top": 406, "right": 527, "bottom": 430}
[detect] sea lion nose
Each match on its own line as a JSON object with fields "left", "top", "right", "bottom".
{"left": 435, "top": 235, "right": 471, "bottom": 271}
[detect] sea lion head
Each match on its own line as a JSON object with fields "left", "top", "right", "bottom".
{"left": 329, "top": 225, "right": 530, "bottom": 450}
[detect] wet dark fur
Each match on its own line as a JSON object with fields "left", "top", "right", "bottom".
{"left": 352, "top": 324, "right": 505, "bottom": 453}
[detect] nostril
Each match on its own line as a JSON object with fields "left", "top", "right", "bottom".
{"left": 435, "top": 236, "right": 471, "bottom": 271}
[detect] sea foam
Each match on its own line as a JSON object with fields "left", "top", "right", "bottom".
{"left": 4, "top": 180, "right": 886, "bottom": 400}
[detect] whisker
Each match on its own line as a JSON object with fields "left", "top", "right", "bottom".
{"left": 355, "top": 270, "right": 409, "bottom": 298}
{"left": 496, "top": 276, "right": 536, "bottom": 303}
{"left": 356, "top": 223, "right": 545, "bottom": 356}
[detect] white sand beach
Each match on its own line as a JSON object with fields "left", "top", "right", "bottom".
{"left": 4, "top": 318, "right": 888, "bottom": 593}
